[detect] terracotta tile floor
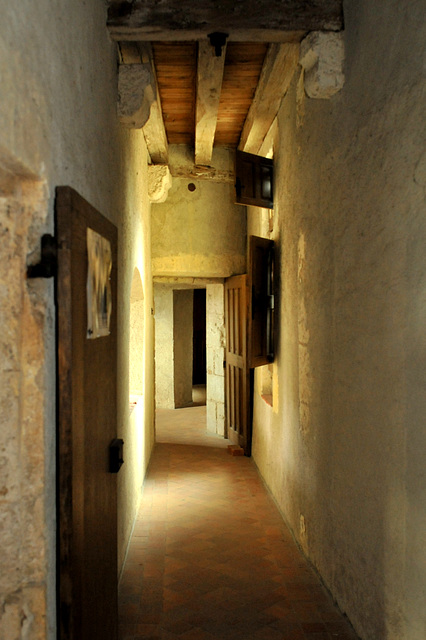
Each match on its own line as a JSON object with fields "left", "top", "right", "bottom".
{"left": 156, "top": 406, "right": 229, "bottom": 448}
{"left": 119, "top": 406, "right": 359, "bottom": 640}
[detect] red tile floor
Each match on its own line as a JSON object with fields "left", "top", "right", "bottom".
{"left": 119, "top": 402, "right": 359, "bottom": 640}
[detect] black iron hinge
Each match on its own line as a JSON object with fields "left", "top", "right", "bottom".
{"left": 27, "top": 234, "right": 57, "bottom": 279}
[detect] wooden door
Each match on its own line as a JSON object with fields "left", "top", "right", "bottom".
{"left": 225, "top": 274, "right": 250, "bottom": 453}
{"left": 225, "top": 237, "right": 275, "bottom": 455}
{"left": 56, "top": 187, "right": 119, "bottom": 640}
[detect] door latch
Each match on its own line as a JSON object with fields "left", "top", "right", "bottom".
{"left": 27, "top": 234, "right": 57, "bottom": 278}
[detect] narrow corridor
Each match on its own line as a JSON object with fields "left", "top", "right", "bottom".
{"left": 118, "top": 410, "right": 359, "bottom": 640}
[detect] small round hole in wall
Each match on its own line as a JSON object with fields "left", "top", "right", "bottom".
{"left": 188, "top": 183, "right": 196, "bottom": 192}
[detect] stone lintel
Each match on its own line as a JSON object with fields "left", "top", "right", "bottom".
{"left": 148, "top": 165, "right": 172, "bottom": 203}
{"left": 299, "top": 31, "right": 345, "bottom": 99}
{"left": 117, "top": 63, "right": 154, "bottom": 128}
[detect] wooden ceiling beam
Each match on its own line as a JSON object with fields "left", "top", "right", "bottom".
{"left": 195, "top": 41, "right": 227, "bottom": 166}
{"left": 108, "top": 1, "right": 343, "bottom": 42}
{"left": 137, "top": 43, "right": 169, "bottom": 164}
{"left": 170, "top": 165, "right": 234, "bottom": 184}
{"left": 238, "top": 43, "right": 299, "bottom": 155}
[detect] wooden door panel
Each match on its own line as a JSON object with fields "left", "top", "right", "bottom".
{"left": 225, "top": 274, "right": 250, "bottom": 453}
{"left": 56, "top": 186, "right": 118, "bottom": 640}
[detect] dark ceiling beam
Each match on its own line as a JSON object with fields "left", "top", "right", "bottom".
{"left": 107, "top": 1, "right": 344, "bottom": 42}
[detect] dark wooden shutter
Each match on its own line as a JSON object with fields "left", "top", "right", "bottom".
{"left": 248, "top": 235, "right": 274, "bottom": 368}
{"left": 235, "top": 150, "right": 274, "bottom": 209}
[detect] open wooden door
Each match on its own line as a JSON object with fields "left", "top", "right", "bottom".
{"left": 56, "top": 187, "right": 119, "bottom": 640}
{"left": 225, "top": 236, "right": 275, "bottom": 455}
{"left": 225, "top": 274, "right": 250, "bottom": 453}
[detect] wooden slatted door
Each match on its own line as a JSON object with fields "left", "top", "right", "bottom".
{"left": 56, "top": 187, "right": 119, "bottom": 640}
{"left": 225, "top": 274, "right": 250, "bottom": 453}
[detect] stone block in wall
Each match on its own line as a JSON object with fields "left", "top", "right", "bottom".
{"left": 206, "top": 347, "right": 214, "bottom": 375}
{"left": 207, "top": 322, "right": 225, "bottom": 349}
{"left": 213, "top": 348, "right": 225, "bottom": 377}
{"left": 207, "top": 284, "right": 225, "bottom": 316}
{"left": 148, "top": 165, "right": 172, "bottom": 204}
{"left": 207, "top": 373, "right": 225, "bottom": 403}
{"left": 206, "top": 400, "right": 216, "bottom": 434}
{"left": 0, "top": 187, "right": 51, "bottom": 640}
{"left": 118, "top": 64, "right": 154, "bottom": 128}
{"left": 299, "top": 31, "right": 345, "bottom": 99}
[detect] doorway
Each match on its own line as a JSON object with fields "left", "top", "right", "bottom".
{"left": 153, "top": 281, "right": 226, "bottom": 436}
{"left": 192, "top": 288, "right": 206, "bottom": 405}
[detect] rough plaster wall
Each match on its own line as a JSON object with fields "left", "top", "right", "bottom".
{"left": 247, "top": 206, "right": 271, "bottom": 242}
{"left": 173, "top": 290, "right": 194, "bottom": 408}
{"left": 252, "top": 2, "right": 426, "bottom": 639}
{"left": 0, "top": 1, "right": 155, "bottom": 636}
{"left": 0, "top": 184, "right": 54, "bottom": 640}
{"left": 154, "top": 286, "right": 175, "bottom": 408}
{"left": 117, "top": 135, "right": 155, "bottom": 576}
{"left": 151, "top": 146, "right": 246, "bottom": 278}
{"left": 206, "top": 284, "right": 226, "bottom": 435}
{"left": 129, "top": 268, "right": 145, "bottom": 396}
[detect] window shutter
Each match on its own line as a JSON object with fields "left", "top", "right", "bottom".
{"left": 235, "top": 150, "right": 274, "bottom": 209}
{"left": 248, "top": 235, "right": 274, "bottom": 368}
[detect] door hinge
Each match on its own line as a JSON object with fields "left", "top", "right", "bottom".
{"left": 27, "top": 234, "right": 57, "bottom": 279}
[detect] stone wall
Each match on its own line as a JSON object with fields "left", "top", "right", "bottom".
{"left": 116, "top": 135, "right": 155, "bottom": 575}
{"left": 151, "top": 146, "right": 246, "bottom": 278}
{"left": 0, "top": 1, "right": 155, "bottom": 636}
{"left": 251, "top": 2, "right": 426, "bottom": 639}
{"left": 0, "top": 183, "right": 53, "bottom": 640}
{"left": 206, "top": 284, "right": 226, "bottom": 435}
{"left": 129, "top": 268, "right": 145, "bottom": 397}
{"left": 154, "top": 286, "right": 175, "bottom": 409}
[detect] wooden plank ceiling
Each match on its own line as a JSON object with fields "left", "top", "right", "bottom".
{"left": 109, "top": 1, "right": 344, "bottom": 166}
{"left": 152, "top": 42, "right": 268, "bottom": 149}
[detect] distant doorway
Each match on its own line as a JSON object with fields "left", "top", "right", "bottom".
{"left": 192, "top": 288, "right": 206, "bottom": 405}
{"left": 154, "top": 282, "right": 225, "bottom": 434}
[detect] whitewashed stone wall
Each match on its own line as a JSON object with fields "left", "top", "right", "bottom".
{"left": 0, "top": 2, "right": 156, "bottom": 636}
{"left": 251, "top": 2, "right": 426, "bottom": 639}
{"left": 154, "top": 286, "right": 175, "bottom": 408}
{"left": 206, "top": 284, "right": 225, "bottom": 435}
{"left": 151, "top": 146, "right": 246, "bottom": 278}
